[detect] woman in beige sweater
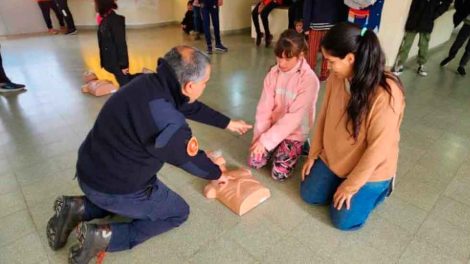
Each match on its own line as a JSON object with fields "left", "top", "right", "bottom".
{"left": 300, "top": 22, "right": 405, "bottom": 231}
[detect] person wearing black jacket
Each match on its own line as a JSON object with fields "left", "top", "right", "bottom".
{"left": 393, "top": 0, "right": 453, "bottom": 77}
{"left": 96, "top": 0, "right": 130, "bottom": 86}
{"left": 440, "top": 0, "right": 470, "bottom": 75}
{"left": 45, "top": 46, "right": 252, "bottom": 263}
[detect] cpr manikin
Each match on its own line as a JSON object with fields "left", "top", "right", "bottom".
{"left": 81, "top": 71, "right": 117, "bottom": 97}
{"left": 204, "top": 151, "right": 271, "bottom": 216}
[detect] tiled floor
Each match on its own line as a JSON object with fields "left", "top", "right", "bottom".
{"left": 0, "top": 26, "right": 469, "bottom": 264}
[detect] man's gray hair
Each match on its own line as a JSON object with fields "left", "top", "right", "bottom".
{"left": 163, "top": 46, "right": 211, "bottom": 85}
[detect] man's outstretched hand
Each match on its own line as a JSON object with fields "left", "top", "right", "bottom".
{"left": 226, "top": 120, "right": 253, "bottom": 135}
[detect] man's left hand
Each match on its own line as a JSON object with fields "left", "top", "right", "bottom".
{"left": 226, "top": 120, "right": 252, "bottom": 135}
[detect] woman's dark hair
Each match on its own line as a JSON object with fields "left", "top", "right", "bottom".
{"left": 274, "top": 29, "right": 308, "bottom": 58}
{"left": 321, "top": 22, "right": 404, "bottom": 141}
{"left": 95, "top": 0, "right": 118, "bottom": 16}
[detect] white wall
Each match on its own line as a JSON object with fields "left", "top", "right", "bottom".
{"left": 68, "top": 0, "right": 176, "bottom": 27}
{"left": 0, "top": 0, "right": 49, "bottom": 35}
{"left": 219, "top": 0, "right": 253, "bottom": 32}
{"left": 378, "top": 0, "right": 455, "bottom": 66}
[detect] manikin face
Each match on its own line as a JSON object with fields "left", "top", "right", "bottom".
{"left": 276, "top": 54, "right": 301, "bottom": 72}
{"left": 322, "top": 48, "right": 355, "bottom": 79}
{"left": 182, "top": 65, "right": 211, "bottom": 103}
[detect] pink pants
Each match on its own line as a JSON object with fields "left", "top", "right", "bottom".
{"left": 248, "top": 139, "right": 303, "bottom": 181}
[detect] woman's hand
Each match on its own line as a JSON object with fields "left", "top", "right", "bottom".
{"left": 250, "top": 141, "right": 266, "bottom": 161}
{"left": 301, "top": 157, "right": 315, "bottom": 182}
{"left": 333, "top": 182, "right": 358, "bottom": 210}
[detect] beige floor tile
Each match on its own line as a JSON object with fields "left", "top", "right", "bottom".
{"left": 189, "top": 237, "right": 257, "bottom": 264}
{"left": 0, "top": 210, "right": 36, "bottom": 247}
{"left": 0, "top": 190, "right": 27, "bottom": 219}
{"left": 0, "top": 171, "right": 19, "bottom": 195}
{"left": 0, "top": 232, "right": 48, "bottom": 264}
{"left": 416, "top": 217, "right": 470, "bottom": 262}
{"left": 375, "top": 195, "right": 428, "bottom": 234}
{"left": 399, "top": 238, "right": 465, "bottom": 264}
{"left": 429, "top": 196, "right": 470, "bottom": 232}
{"left": 262, "top": 235, "right": 330, "bottom": 264}
{"left": 224, "top": 212, "right": 287, "bottom": 259}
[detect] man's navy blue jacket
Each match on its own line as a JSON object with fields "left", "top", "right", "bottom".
{"left": 77, "top": 59, "right": 230, "bottom": 194}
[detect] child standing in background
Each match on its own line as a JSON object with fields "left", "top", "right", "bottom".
{"left": 199, "top": 0, "right": 228, "bottom": 54}
{"left": 249, "top": 29, "right": 320, "bottom": 181}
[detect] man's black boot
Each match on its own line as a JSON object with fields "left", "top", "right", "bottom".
{"left": 47, "top": 196, "right": 86, "bottom": 250}
{"left": 69, "top": 223, "right": 112, "bottom": 264}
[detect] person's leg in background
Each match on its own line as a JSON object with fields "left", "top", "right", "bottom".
{"left": 260, "top": 2, "right": 279, "bottom": 47}
{"left": 307, "top": 29, "right": 328, "bottom": 81}
{"left": 319, "top": 32, "right": 329, "bottom": 81}
{"left": 201, "top": 5, "right": 213, "bottom": 53}
{"left": 416, "top": 32, "right": 431, "bottom": 76}
{"left": 441, "top": 24, "right": 470, "bottom": 75}
{"left": 458, "top": 36, "right": 470, "bottom": 75}
{"left": 193, "top": 5, "right": 203, "bottom": 40}
{"left": 393, "top": 31, "right": 417, "bottom": 75}
{"left": 288, "top": 2, "right": 295, "bottom": 29}
{"left": 0, "top": 50, "right": 10, "bottom": 84}
{"left": 54, "top": 0, "right": 77, "bottom": 34}
{"left": 288, "top": 0, "right": 303, "bottom": 29}
{"left": 38, "top": 1, "right": 56, "bottom": 33}
{"left": 50, "top": 0, "right": 66, "bottom": 32}
{"left": 209, "top": 5, "right": 228, "bottom": 52}
{"left": 111, "top": 69, "right": 131, "bottom": 87}
{"left": 0, "top": 47, "right": 26, "bottom": 93}
{"left": 252, "top": 2, "right": 264, "bottom": 46}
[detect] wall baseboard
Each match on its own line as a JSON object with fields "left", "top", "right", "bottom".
{"left": 0, "top": 23, "right": 251, "bottom": 38}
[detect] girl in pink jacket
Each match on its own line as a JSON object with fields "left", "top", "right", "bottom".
{"left": 249, "top": 29, "right": 320, "bottom": 181}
